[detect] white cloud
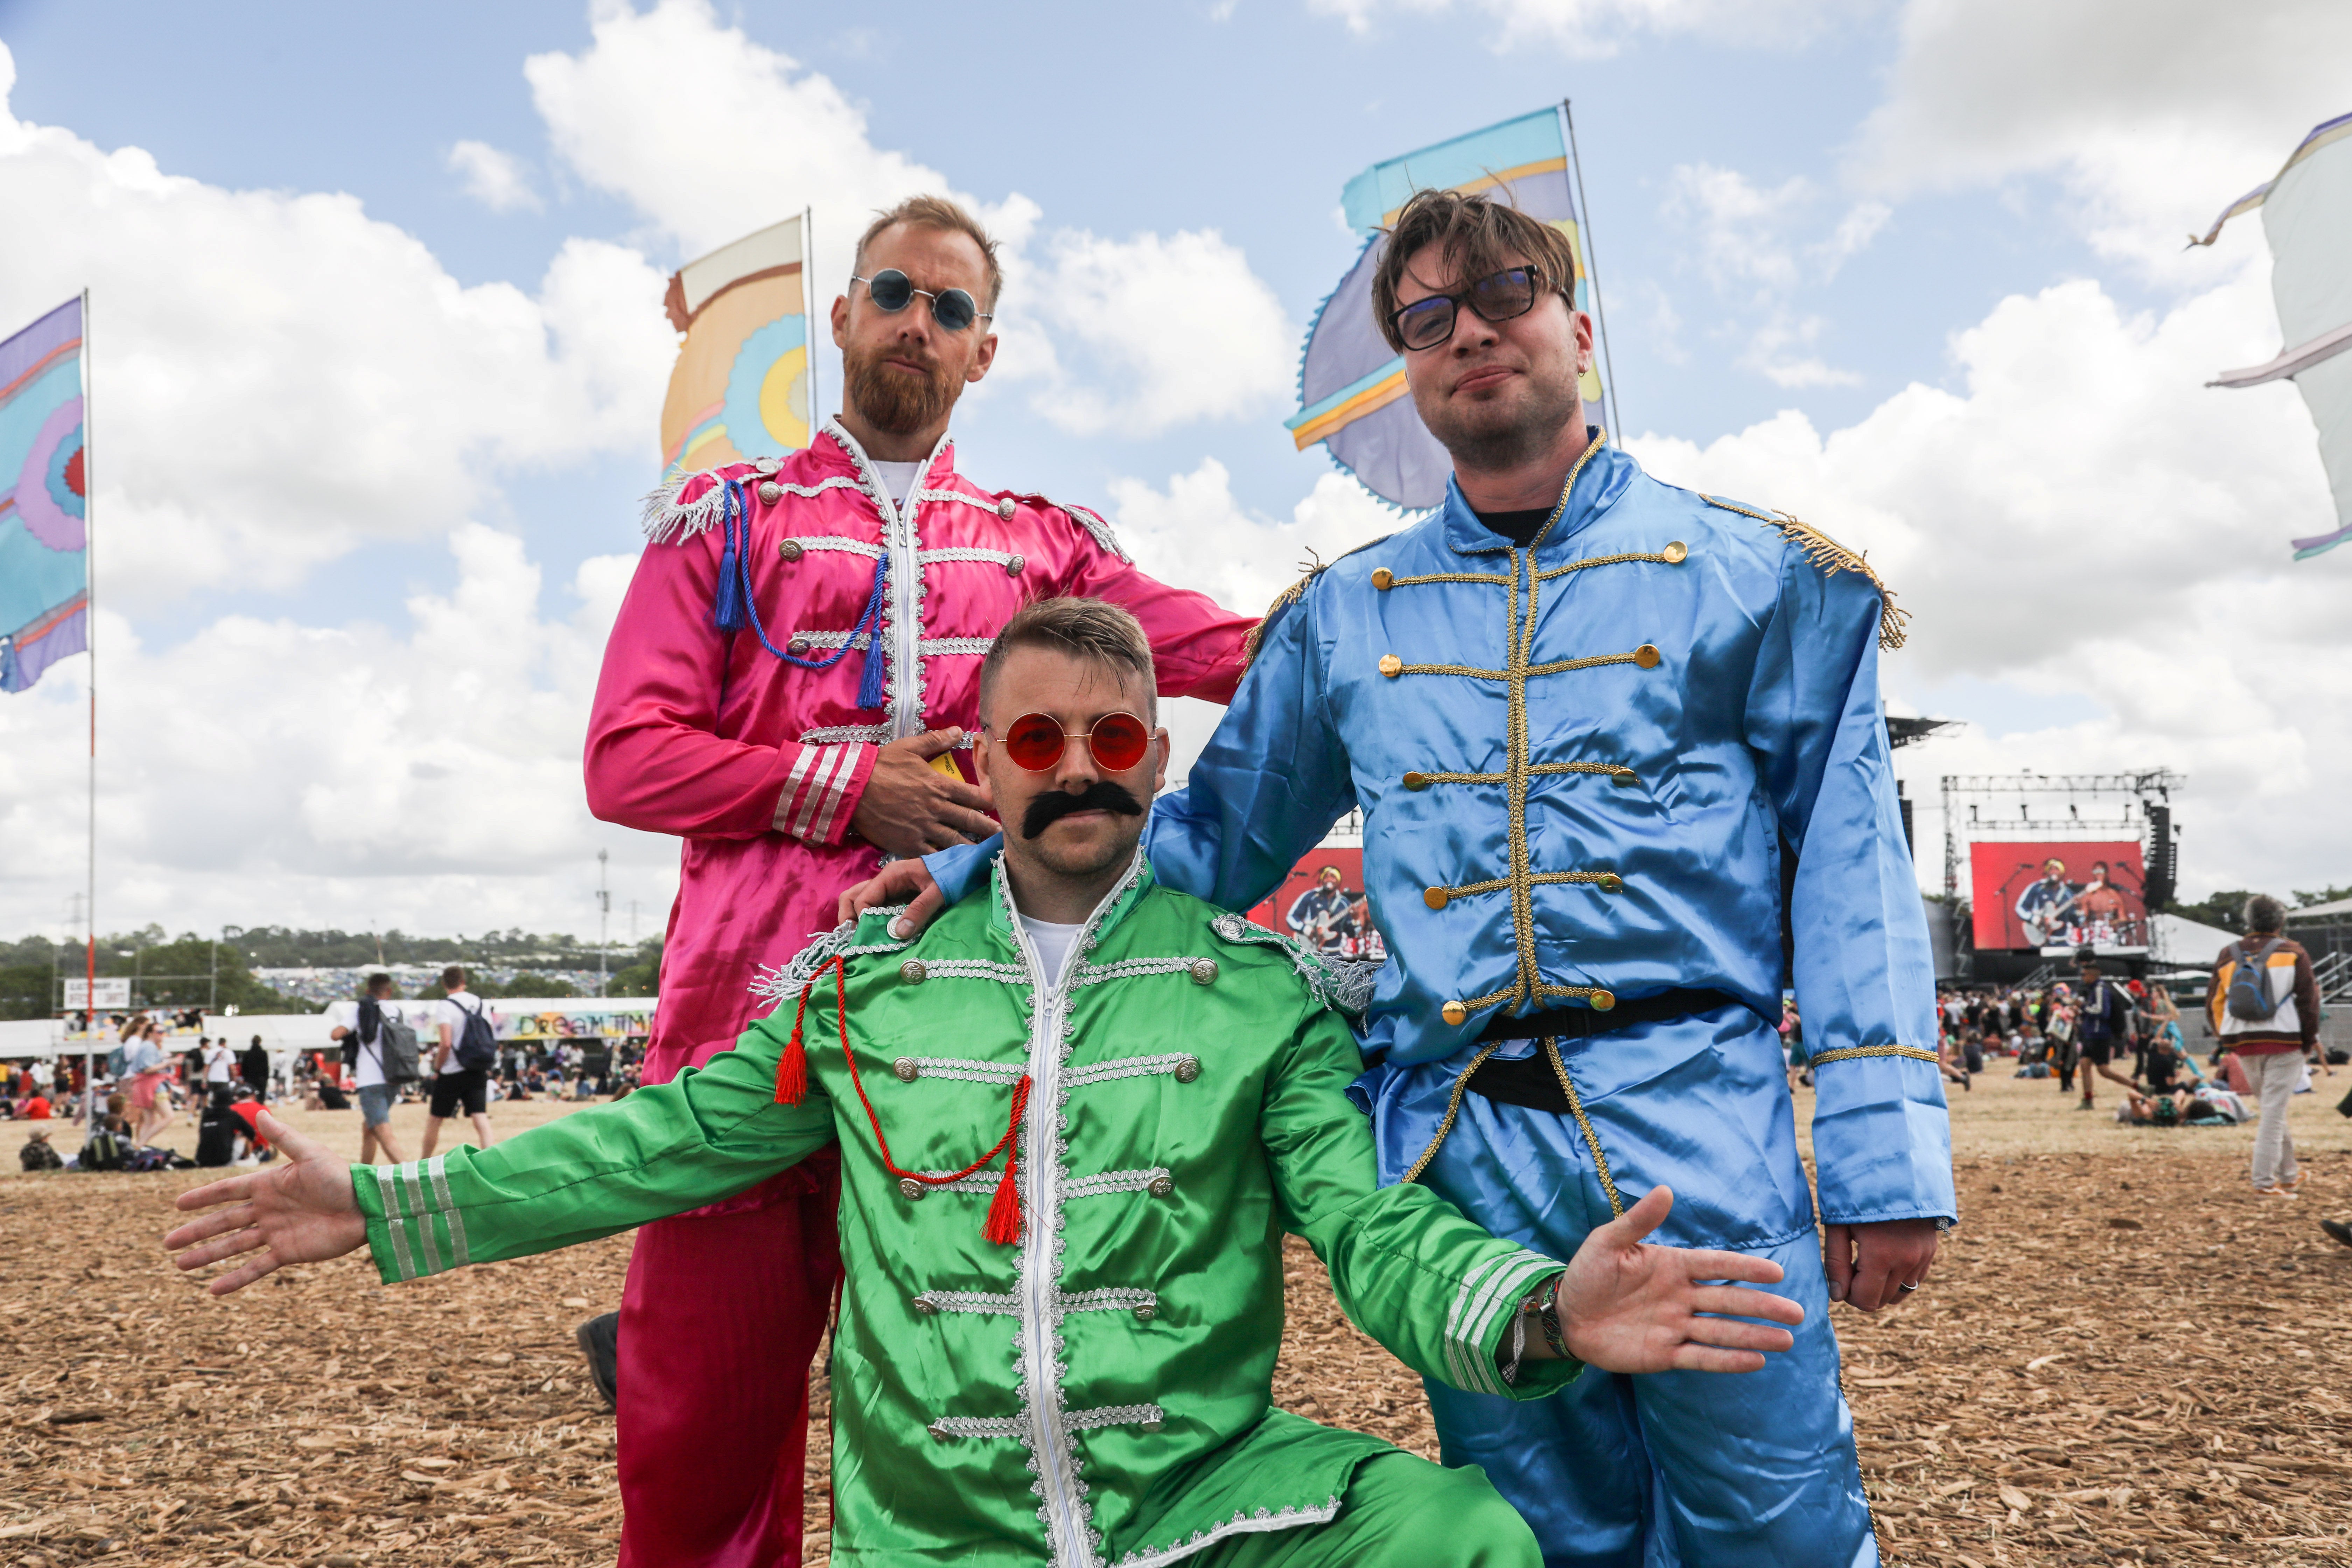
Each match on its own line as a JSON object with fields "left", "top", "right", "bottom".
{"left": 524, "top": 0, "right": 1293, "bottom": 437}
{"left": 0, "top": 48, "right": 673, "bottom": 609}
{"left": 1660, "top": 163, "right": 1882, "bottom": 387}
{"left": 1851, "top": 0, "right": 2352, "bottom": 272}
{"left": 1626, "top": 264, "right": 2352, "bottom": 898}
{"left": 448, "top": 139, "right": 543, "bottom": 213}
{"left": 1307, "top": 0, "right": 1876, "bottom": 55}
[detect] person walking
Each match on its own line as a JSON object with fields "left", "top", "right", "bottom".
{"left": 240, "top": 1035, "right": 271, "bottom": 1103}
{"left": 326, "top": 974, "right": 412, "bottom": 1167}
{"left": 122, "top": 1020, "right": 175, "bottom": 1146}
{"left": 200, "top": 1035, "right": 237, "bottom": 1097}
{"left": 421, "top": 967, "right": 496, "bottom": 1158}
{"left": 2070, "top": 948, "right": 2138, "bottom": 1112}
{"left": 2209, "top": 895, "right": 2328, "bottom": 1197}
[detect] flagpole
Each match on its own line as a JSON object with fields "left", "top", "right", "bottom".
{"left": 79, "top": 287, "right": 97, "bottom": 1126}
{"left": 1560, "top": 99, "right": 1623, "bottom": 438}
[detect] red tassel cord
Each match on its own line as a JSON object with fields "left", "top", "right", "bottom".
{"left": 791, "top": 949, "right": 1033, "bottom": 1244}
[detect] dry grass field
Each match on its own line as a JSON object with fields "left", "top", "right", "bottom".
{"left": 3, "top": 1068, "right": 2349, "bottom": 1566}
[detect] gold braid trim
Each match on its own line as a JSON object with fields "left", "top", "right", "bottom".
{"left": 1701, "top": 495, "right": 1909, "bottom": 651}
{"left": 1401, "top": 1042, "right": 1503, "bottom": 1184}
{"left": 1544, "top": 1040, "right": 1626, "bottom": 1218}
{"left": 1524, "top": 649, "right": 1648, "bottom": 678}
{"left": 1436, "top": 870, "right": 1622, "bottom": 901}
{"left": 1395, "top": 661, "right": 1510, "bottom": 680}
{"left": 1535, "top": 549, "right": 1680, "bottom": 581}
{"left": 1806, "top": 1045, "right": 1941, "bottom": 1066}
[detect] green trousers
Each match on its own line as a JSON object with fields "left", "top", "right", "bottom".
{"left": 1198, "top": 1452, "right": 1540, "bottom": 1568}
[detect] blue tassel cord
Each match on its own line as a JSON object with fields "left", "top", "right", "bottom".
{"left": 711, "top": 478, "right": 892, "bottom": 709}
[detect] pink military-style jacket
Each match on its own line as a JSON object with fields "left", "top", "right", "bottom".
{"left": 586, "top": 418, "right": 1254, "bottom": 1088}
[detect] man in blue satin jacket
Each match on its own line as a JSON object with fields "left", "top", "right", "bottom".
{"left": 856, "top": 189, "right": 1953, "bottom": 1568}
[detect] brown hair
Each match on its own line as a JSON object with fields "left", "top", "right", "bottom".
{"left": 441, "top": 965, "right": 467, "bottom": 990}
{"left": 853, "top": 195, "right": 1006, "bottom": 313}
{"left": 978, "top": 598, "right": 1156, "bottom": 726}
{"left": 2243, "top": 895, "right": 2286, "bottom": 934}
{"left": 1370, "top": 188, "right": 1581, "bottom": 354}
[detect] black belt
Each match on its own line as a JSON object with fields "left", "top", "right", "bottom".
{"left": 1465, "top": 989, "right": 1744, "bottom": 1113}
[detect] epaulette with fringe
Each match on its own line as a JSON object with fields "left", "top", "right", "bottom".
{"left": 1241, "top": 534, "right": 1395, "bottom": 668}
{"left": 749, "top": 911, "right": 912, "bottom": 1009}
{"left": 639, "top": 465, "right": 750, "bottom": 546}
{"left": 1207, "top": 911, "right": 1378, "bottom": 1017}
{"left": 1700, "top": 495, "right": 1908, "bottom": 651}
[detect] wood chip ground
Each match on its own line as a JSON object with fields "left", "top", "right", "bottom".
{"left": 4, "top": 1070, "right": 2348, "bottom": 1564}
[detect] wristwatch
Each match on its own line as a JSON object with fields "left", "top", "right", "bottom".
{"left": 1520, "top": 1274, "right": 1568, "bottom": 1360}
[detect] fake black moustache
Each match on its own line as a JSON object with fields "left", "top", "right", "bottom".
{"left": 1022, "top": 780, "right": 1146, "bottom": 840}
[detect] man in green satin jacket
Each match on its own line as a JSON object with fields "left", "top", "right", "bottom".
{"left": 167, "top": 597, "right": 1803, "bottom": 1568}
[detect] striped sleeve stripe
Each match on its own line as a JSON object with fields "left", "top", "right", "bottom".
{"left": 806, "top": 744, "right": 867, "bottom": 842}
{"left": 775, "top": 747, "right": 819, "bottom": 831}
{"left": 1443, "top": 1254, "right": 1518, "bottom": 1396}
{"left": 786, "top": 745, "right": 853, "bottom": 840}
{"left": 1450, "top": 1250, "right": 1562, "bottom": 1395}
{"left": 427, "top": 1154, "right": 471, "bottom": 1267}
{"left": 404, "top": 1163, "right": 442, "bottom": 1275}
{"left": 374, "top": 1165, "right": 416, "bottom": 1282}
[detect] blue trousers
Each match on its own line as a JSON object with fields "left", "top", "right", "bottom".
{"left": 1366, "top": 1010, "right": 1879, "bottom": 1568}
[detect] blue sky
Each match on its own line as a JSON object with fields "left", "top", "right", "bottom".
{"left": 1, "top": 0, "right": 2347, "bottom": 937}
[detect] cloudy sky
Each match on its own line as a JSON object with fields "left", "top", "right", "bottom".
{"left": 0, "top": 0, "right": 2346, "bottom": 945}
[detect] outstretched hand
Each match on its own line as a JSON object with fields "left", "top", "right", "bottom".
{"left": 162, "top": 1111, "right": 365, "bottom": 1295}
{"left": 837, "top": 854, "right": 946, "bottom": 936}
{"left": 1557, "top": 1186, "right": 1804, "bottom": 1374}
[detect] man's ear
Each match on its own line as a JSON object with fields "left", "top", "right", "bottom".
{"left": 831, "top": 292, "right": 852, "bottom": 350}
{"left": 1149, "top": 728, "right": 1169, "bottom": 798}
{"left": 966, "top": 330, "right": 998, "bottom": 385}
{"left": 973, "top": 733, "right": 1000, "bottom": 812}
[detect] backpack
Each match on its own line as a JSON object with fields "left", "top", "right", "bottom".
{"left": 2225, "top": 939, "right": 2284, "bottom": 1022}
{"left": 20, "top": 1138, "right": 63, "bottom": 1172}
{"left": 449, "top": 995, "right": 499, "bottom": 1072}
{"left": 358, "top": 999, "right": 423, "bottom": 1085}
{"left": 106, "top": 1044, "right": 127, "bottom": 1077}
{"left": 79, "top": 1127, "right": 126, "bottom": 1170}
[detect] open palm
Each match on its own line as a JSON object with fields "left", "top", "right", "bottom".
{"left": 1557, "top": 1186, "right": 1805, "bottom": 1375}
{"left": 162, "top": 1111, "right": 367, "bottom": 1295}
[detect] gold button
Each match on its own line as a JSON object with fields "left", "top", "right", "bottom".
{"left": 1423, "top": 887, "right": 1449, "bottom": 911}
{"left": 1378, "top": 654, "right": 1404, "bottom": 678}
{"left": 1371, "top": 567, "right": 1394, "bottom": 591}
{"left": 1634, "top": 644, "right": 1661, "bottom": 669}
{"left": 1611, "top": 769, "right": 1639, "bottom": 787}
{"left": 1173, "top": 1055, "right": 1201, "bottom": 1083}
{"left": 900, "top": 959, "right": 927, "bottom": 984}
{"left": 1189, "top": 959, "right": 1219, "bottom": 986}
{"left": 1662, "top": 541, "right": 1688, "bottom": 564}
{"left": 899, "top": 1177, "right": 927, "bottom": 1201}
{"left": 1597, "top": 874, "right": 1623, "bottom": 894}
{"left": 1402, "top": 771, "right": 1430, "bottom": 791}
{"left": 893, "top": 1056, "right": 919, "bottom": 1082}
{"left": 1441, "top": 1000, "right": 1468, "bottom": 1027}
{"left": 777, "top": 539, "right": 804, "bottom": 562}
{"left": 1589, "top": 990, "right": 1617, "bottom": 1012}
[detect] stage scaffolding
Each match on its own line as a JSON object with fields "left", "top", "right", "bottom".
{"left": 1938, "top": 769, "right": 2185, "bottom": 909}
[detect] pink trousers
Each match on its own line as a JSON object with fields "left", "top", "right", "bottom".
{"left": 616, "top": 1154, "right": 843, "bottom": 1567}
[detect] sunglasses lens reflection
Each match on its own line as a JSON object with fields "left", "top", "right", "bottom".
{"left": 1003, "top": 713, "right": 1067, "bottom": 771}
{"left": 867, "top": 270, "right": 915, "bottom": 310}
{"left": 932, "top": 289, "right": 978, "bottom": 332}
{"left": 1088, "top": 713, "right": 1150, "bottom": 772}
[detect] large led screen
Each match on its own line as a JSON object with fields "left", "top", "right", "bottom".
{"left": 1969, "top": 840, "right": 2148, "bottom": 950}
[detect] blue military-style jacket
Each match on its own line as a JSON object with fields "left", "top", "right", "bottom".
{"left": 936, "top": 432, "right": 1953, "bottom": 1231}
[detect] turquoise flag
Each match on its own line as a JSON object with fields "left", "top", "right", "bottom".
{"left": 0, "top": 296, "right": 89, "bottom": 694}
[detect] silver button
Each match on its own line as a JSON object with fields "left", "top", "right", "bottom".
{"left": 1189, "top": 959, "right": 1218, "bottom": 987}
{"left": 777, "top": 539, "right": 804, "bottom": 562}
{"left": 758, "top": 481, "right": 782, "bottom": 504}
{"left": 1132, "top": 1302, "right": 1157, "bottom": 1322}
{"left": 1147, "top": 1175, "right": 1175, "bottom": 1199}
{"left": 912, "top": 1295, "right": 938, "bottom": 1316}
{"left": 1140, "top": 1418, "right": 1163, "bottom": 1433}
{"left": 1212, "top": 915, "right": 1245, "bottom": 942}
{"left": 1004, "top": 554, "right": 1026, "bottom": 576}
{"left": 755, "top": 457, "right": 780, "bottom": 475}
{"left": 894, "top": 1056, "right": 919, "bottom": 1083}
{"left": 927, "top": 1420, "right": 950, "bottom": 1442}
{"left": 997, "top": 497, "right": 1016, "bottom": 520}
{"left": 786, "top": 636, "right": 812, "bottom": 655}
{"left": 899, "top": 1177, "right": 927, "bottom": 1202}
{"left": 1173, "top": 1055, "right": 1200, "bottom": 1084}
{"left": 900, "top": 960, "right": 927, "bottom": 984}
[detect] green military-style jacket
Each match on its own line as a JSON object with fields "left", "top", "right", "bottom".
{"left": 350, "top": 853, "right": 1575, "bottom": 1567}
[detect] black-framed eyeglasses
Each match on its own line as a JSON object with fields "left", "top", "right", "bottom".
{"left": 1389, "top": 265, "right": 1550, "bottom": 352}
{"left": 853, "top": 268, "right": 992, "bottom": 334}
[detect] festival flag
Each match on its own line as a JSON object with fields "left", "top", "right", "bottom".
{"left": 658, "top": 212, "right": 818, "bottom": 476}
{"left": 1286, "top": 107, "right": 1609, "bottom": 510}
{"left": 2200, "top": 111, "right": 2352, "bottom": 559}
{"left": 0, "top": 297, "right": 89, "bottom": 693}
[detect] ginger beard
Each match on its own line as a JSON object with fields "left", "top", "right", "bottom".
{"left": 842, "top": 334, "right": 964, "bottom": 437}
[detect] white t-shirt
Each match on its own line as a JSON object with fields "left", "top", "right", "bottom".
{"left": 435, "top": 993, "right": 489, "bottom": 1076}
{"left": 201, "top": 1043, "right": 235, "bottom": 1083}
{"left": 327, "top": 998, "right": 404, "bottom": 1089}
{"left": 873, "top": 459, "right": 923, "bottom": 505}
{"left": 1019, "top": 916, "right": 1084, "bottom": 986}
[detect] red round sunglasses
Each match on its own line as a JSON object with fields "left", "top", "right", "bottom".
{"left": 998, "top": 711, "right": 1154, "bottom": 772}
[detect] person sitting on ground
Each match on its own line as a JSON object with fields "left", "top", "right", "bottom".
{"left": 1936, "top": 1028, "right": 1970, "bottom": 1093}
{"left": 2137, "top": 1032, "right": 2204, "bottom": 1096}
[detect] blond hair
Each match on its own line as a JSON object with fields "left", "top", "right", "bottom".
{"left": 853, "top": 195, "right": 1005, "bottom": 313}
{"left": 978, "top": 598, "right": 1156, "bottom": 725}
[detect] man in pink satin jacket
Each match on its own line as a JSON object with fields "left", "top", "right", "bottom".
{"left": 581, "top": 194, "right": 1254, "bottom": 1565}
